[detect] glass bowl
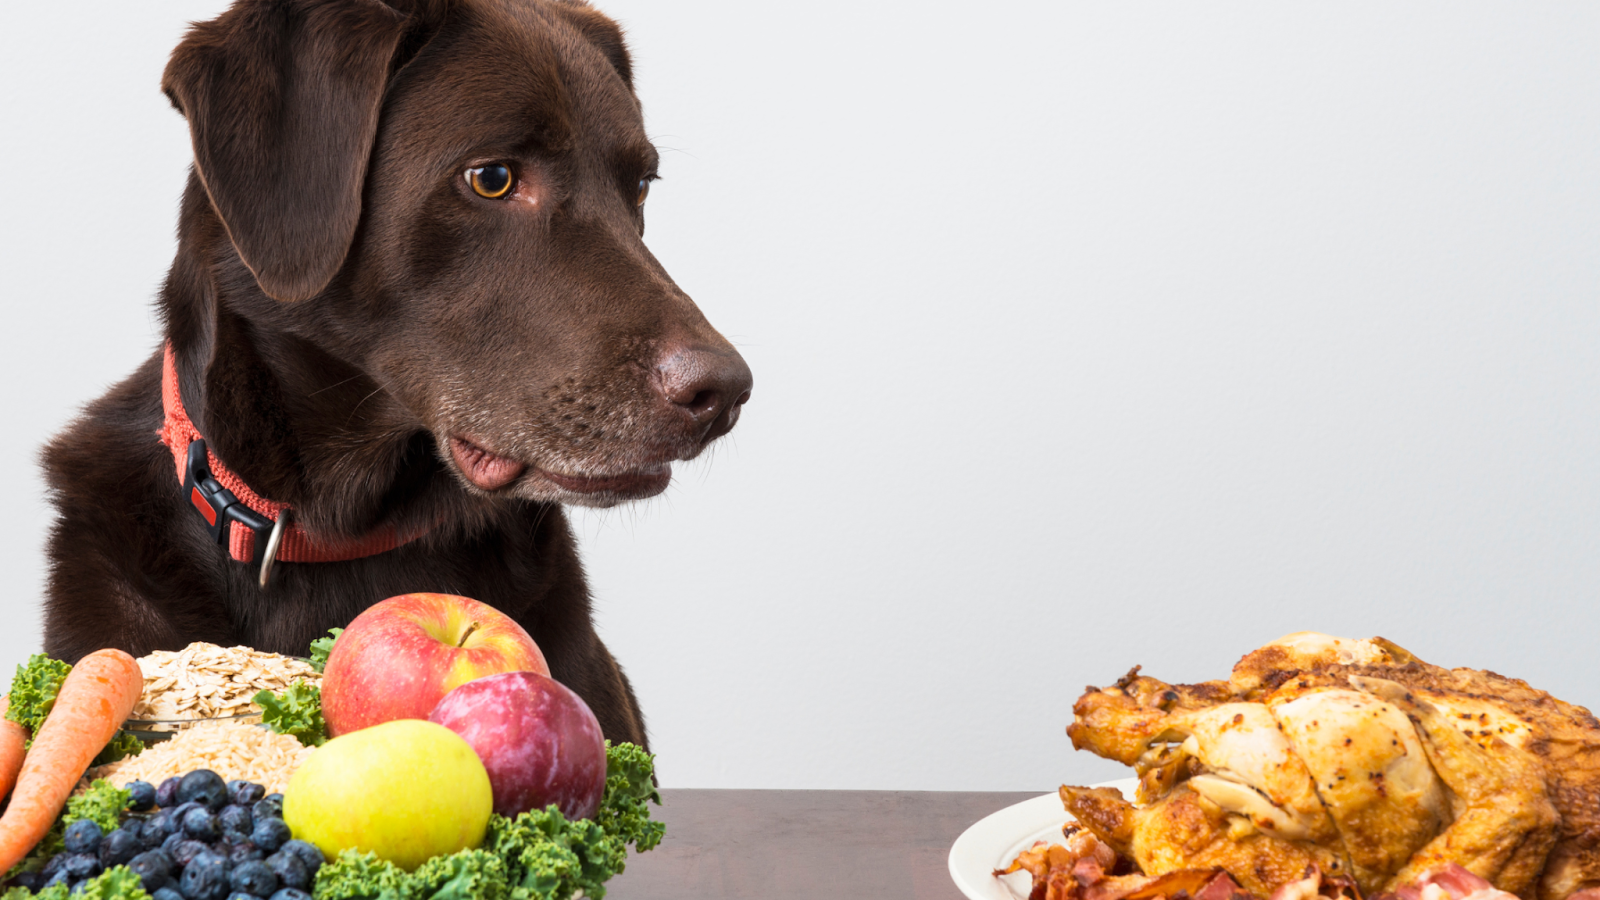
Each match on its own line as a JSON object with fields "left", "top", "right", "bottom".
{"left": 121, "top": 711, "right": 265, "bottom": 744}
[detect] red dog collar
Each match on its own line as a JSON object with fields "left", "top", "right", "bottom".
{"left": 159, "top": 344, "right": 425, "bottom": 580}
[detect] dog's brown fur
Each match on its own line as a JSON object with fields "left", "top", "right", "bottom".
{"left": 39, "top": 0, "right": 752, "bottom": 748}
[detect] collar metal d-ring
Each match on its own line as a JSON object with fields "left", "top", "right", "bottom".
{"left": 258, "top": 510, "right": 289, "bottom": 589}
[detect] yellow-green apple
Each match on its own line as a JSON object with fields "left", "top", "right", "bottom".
{"left": 322, "top": 593, "right": 549, "bottom": 736}
{"left": 428, "top": 671, "right": 607, "bottom": 819}
{"left": 284, "top": 718, "right": 493, "bottom": 870}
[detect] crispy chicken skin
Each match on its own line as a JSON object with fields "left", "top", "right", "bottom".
{"left": 1061, "top": 784, "right": 1338, "bottom": 898}
{"left": 1063, "top": 633, "right": 1600, "bottom": 900}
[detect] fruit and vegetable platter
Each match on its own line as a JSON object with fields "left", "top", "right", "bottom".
{"left": 0, "top": 593, "right": 663, "bottom": 900}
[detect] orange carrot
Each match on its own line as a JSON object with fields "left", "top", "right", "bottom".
{"left": 0, "top": 650, "right": 142, "bottom": 872}
{"left": 0, "top": 695, "right": 26, "bottom": 803}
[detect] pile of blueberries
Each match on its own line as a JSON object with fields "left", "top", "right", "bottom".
{"left": 12, "top": 769, "right": 323, "bottom": 900}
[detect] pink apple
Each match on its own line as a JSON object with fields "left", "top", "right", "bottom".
{"left": 428, "top": 671, "right": 607, "bottom": 820}
{"left": 322, "top": 593, "right": 549, "bottom": 736}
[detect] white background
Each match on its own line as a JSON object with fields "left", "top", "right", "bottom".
{"left": 1, "top": 2, "right": 1597, "bottom": 792}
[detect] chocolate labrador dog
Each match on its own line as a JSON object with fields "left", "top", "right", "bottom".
{"left": 38, "top": 0, "right": 751, "bottom": 747}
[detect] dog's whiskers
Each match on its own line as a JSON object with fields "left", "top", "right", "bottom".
{"left": 344, "top": 386, "right": 387, "bottom": 425}
{"left": 308, "top": 374, "right": 365, "bottom": 397}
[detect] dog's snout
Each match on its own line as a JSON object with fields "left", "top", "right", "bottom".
{"left": 656, "top": 345, "right": 753, "bottom": 442}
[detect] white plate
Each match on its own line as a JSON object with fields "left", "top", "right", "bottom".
{"left": 948, "top": 779, "right": 1138, "bottom": 900}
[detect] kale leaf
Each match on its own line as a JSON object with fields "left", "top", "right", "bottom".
{"left": 308, "top": 628, "right": 343, "bottom": 674}
{"left": 254, "top": 682, "right": 328, "bottom": 747}
{"left": 595, "top": 741, "right": 665, "bottom": 852}
{"left": 311, "top": 850, "right": 412, "bottom": 900}
{"left": 65, "top": 780, "right": 132, "bottom": 833}
{"left": 411, "top": 849, "right": 509, "bottom": 900}
{"left": 5, "top": 655, "right": 72, "bottom": 740}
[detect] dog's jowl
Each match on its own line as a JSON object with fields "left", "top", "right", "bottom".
{"left": 40, "top": 0, "right": 751, "bottom": 747}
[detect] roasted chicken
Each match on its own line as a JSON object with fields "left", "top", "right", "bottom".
{"left": 1061, "top": 633, "right": 1600, "bottom": 900}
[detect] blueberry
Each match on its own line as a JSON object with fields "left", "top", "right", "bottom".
{"left": 63, "top": 819, "right": 103, "bottom": 855}
{"left": 263, "top": 852, "right": 308, "bottom": 891}
{"left": 251, "top": 796, "right": 283, "bottom": 823}
{"left": 180, "top": 853, "right": 231, "bottom": 900}
{"left": 153, "top": 889, "right": 185, "bottom": 900}
{"left": 99, "top": 828, "right": 140, "bottom": 867}
{"left": 42, "top": 868, "right": 71, "bottom": 890}
{"left": 120, "top": 817, "right": 145, "bottom": 842}
{"left": 127, "top": 849, "right": 174, "bottom": 891}
{"left": 155, "top": 777, "right": 183, "bottom": 809}
{"left": 230, "top": 860, "right": 278, "bottom": 897}
{"left": 166, "top": 802, "right": 202, "bottom": 834}
{"left": 229, "top": 781, "right": 267, "bottom": 807}
{"left": 178, "top": 770, "right": 230, "bottom": 811}
{"left": 170, "top": 839, "right": 212, "bottom": 868}
{"left": 62, "top": 852, "right": 100, "bottom": 880}
{"left": 269, "top": 890, "right": 312, "bottom": 900}
{"left": 218, "top": 804, "right": 253, "bottom": 838}
{"left": 203, "top": 848, "right": 233, "bottom": 872}
{"left": 250, "top": 818, "right": 290, "bottom": 853}
{"left": 183, "top": 807, "right": 221, "bottom": 841}
{"left": 10, "top": 871, "right": 44, "bottom": 892}
{"left": 127, "top": 780, "right": 158, "bottom": 812}
{"left": 277, "top": 841, "right": 322, "bottom": 877}
{"left": 42, "top": 853, "right": 68, "bottom": 877}
{"left": 141, "top": 811, "right": 172, "bottom": 847}
{"left": 228, "top": 841, "right": 265, "bottom": 866}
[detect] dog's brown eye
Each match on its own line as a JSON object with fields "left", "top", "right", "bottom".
{"left": 467, "top": 164, "right": 514, "bottom": 199}
{"left": 635, "top": 178, "right": 650, "bottom": 207}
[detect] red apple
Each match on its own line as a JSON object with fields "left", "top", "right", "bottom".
{"left": 428, "top": 671, "right": 607, "bottom": 820}
{"left": 322, "top": 593, "right": 549, "bottom": 736}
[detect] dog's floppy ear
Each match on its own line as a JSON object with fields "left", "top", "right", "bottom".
{"left": 549, "top": 1, "right": 634, "bottom": 89}
{"left": 161, "top": 0, "right": 411, "bottom": 302}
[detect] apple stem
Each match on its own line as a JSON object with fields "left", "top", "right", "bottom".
{"left": 458, "top": 622, "right": 481, "bottom": 647}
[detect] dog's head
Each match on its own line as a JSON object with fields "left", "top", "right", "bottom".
{"left": 161, "top": 0, "right": 750, "bottom": 509}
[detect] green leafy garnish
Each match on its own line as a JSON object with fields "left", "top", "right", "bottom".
{"left": 490, "top": 808, "right": 622, "bottom": 900}
{"left": 312, "top": 742, "right": 663, "bottom": 900}
{"left": 412, "top": 849, "right": 510, "bottom": 900}
{"left": 93, "top": 730, "right": 144, "bottom": 768}
{"left": 595, "top": 740, "right": 666, "bottom": 852}
{"left": 73, "top": 865, "right": 151, "bottom": 900}
{"left": 312, "top": 851, "right": 412, "bottom": 900}
{"left": 5, "top": 655, "right": 72, "bottom": 740}
{"left": 255, "top": 628, "right": 341, "bottom": 745}
{"left": 254, "top": 682, "right": 328, "bottom": 747}
{"left": 65, "top": 779, "right": 132, "bottom": 832}
{"left": 309, "top": 627, "right": 343, "bottom": 674}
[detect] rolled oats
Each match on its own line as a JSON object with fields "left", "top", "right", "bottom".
{"left": 130, "top": 642, "right": 320, "bottom": 724}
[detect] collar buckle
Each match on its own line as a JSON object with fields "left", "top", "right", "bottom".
{"left": 182, "top": 439, "right": 273, "bottom": 564}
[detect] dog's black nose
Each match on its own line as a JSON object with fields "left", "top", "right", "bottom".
{"left": 656, "top": 345, "right": 753, "bottom": 443}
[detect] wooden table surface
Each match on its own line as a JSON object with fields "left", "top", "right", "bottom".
{"left": 605, "top": 789, "right": 1039, "bottom": 900}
